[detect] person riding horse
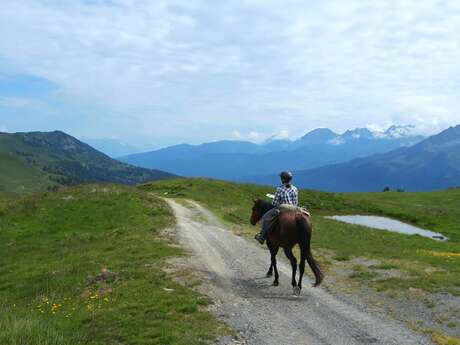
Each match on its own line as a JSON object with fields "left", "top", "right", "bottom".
{"left": 254, "top": 171, "right": 298, "bottom": 244}
{"left": 251, "top": 174, "right": 323, "bottom": 291}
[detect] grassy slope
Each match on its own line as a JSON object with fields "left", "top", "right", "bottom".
{"left": 141, "top": 178, "right": 460, "bottom": 296}
{"left": 0, "top": 185, "right": 226, "bottom": 345}
{"left": 0, "top": 135, "right": 60, "bottom": 195}
{"left": 0, "top": 152, "right": 52, "bottom": 195}
{"left": 0, "top": 132, "right": 174, "bottom": 196}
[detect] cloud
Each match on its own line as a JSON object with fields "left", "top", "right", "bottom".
{"left": 231, "top": 129, "right": 291, "bottom": 142}
{"left": 248, "top": 131, "right": 261, "bottom": 141}
{"left": 1, "top": 0, "right": 460, "bottom": 146}
{"left": 231, "top": 130, "right": 242, "bottom": 139}
{"left": 273, "top": 130, "right": 290, "bottom": 140}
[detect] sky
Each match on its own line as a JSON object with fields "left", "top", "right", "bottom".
{"left": 1, "top": 0, "right": 460, "bottom": 149}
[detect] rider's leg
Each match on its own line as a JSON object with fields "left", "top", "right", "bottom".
{"left": 255, "top": 208, "right": 279, "bottom": 244}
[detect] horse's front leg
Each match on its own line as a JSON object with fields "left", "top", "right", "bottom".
{"left": 267, "top": 242, "right": 280, "bottom": 286}
{"left": 266, "top": 248, "right": 273, "bottom": 278}
{"left": 283, "top": 247, "right": 297, "bottom": 289}
{"left": 266, "top": 264, "right": 273, "bottom": 277}
{"left": 266, "top": 242, "right": 273, "bottom": 277}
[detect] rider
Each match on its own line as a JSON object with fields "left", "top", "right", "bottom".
{"left": 254, "top": 171, "right": 298, "bottom": 244}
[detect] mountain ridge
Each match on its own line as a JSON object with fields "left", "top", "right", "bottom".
{"left": 247, "top": 125, "right": 460, "bottom": 192}
{"left": 0, "top": 130, "right": 174, "bottom": 194}
{"left": 120, "top": 125, "right": 424, "bottom": 179}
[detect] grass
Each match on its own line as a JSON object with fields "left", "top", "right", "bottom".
{"left": 0, "top": 152, "right": 55, "bottom": 196}
{"left": 0, "top": 184, "right": 227, "bottom": 345}
{"left": 140, "top": 178, "right": 460, "bottom": 295}
{"left": 368, "top": 263, "right": 399, "bottom": 270}
{"left": 0, "top": 134, "right": 62, "bottom": 195}
{"left": 423, "top": 329, "right": 460, "bottom": 345}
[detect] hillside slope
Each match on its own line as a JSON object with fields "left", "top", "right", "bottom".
{"left": 0, "top": 131, "right": 174, "bottom": 194}
{"left": 250, "top": 125, "right": 460, "bottom": 192}
{"left": 120, "top": 126, "right": 423, "bottom": 179}
{"left": 0, "top": 185, "right": 227, "bottom": 344}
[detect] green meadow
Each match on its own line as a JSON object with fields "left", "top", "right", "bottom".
{"left": 0, "top": 185, "right": 227, "bottom": 345}
{"left": 141, "top": 178, "right": 460, "bottom": 296}
{"left": 1, "top": 177, "right": 459, "bottom": 344}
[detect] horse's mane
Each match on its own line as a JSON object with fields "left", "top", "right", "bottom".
{"left": 257, "top": 199, "right": 275, "bottom": 214}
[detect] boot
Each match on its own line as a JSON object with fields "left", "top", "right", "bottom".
{"left": 254, "top": 232, "right": 265, "bottom": 244}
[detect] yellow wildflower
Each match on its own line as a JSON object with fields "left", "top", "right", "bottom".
{"left": 425, "top": 250, "right": 460, "bottom": 258}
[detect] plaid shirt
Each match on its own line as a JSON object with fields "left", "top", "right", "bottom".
{"left": 272, "top": 184, "right": 298, "bottom": 206}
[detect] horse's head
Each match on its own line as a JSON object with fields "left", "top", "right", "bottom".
{"left": 250, "top": 199, "right": 266, "bottom": 225}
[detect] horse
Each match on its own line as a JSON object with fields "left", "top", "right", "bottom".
{"left": 250, "top": 199, "right": 323, "bottom": 294}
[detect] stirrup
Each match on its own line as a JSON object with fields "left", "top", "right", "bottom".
{"left": 255, "top": 233, "right": 265, "bottom": 244}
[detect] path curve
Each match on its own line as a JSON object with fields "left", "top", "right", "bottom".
{"left": 166, "top": 199, "right": 431, "bottom": 345}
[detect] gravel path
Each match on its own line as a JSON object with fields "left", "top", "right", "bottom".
{"left": 166, "top": 199, "right": 432, "bottom": 345}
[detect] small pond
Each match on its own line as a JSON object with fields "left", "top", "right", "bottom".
{"left": 326, "top": 215, "right": 448, "bottom": 241}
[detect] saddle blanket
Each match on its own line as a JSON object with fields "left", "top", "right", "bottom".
{"left": 278, "top": 204, "right": 311, "bottom": 217}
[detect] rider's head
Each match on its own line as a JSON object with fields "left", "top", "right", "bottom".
{"left": 280, "top": 171, "right": 293, "bottom": 185}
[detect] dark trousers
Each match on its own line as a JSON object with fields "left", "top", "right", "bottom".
{"left": 260, "top": 208, "right": 280, "bottom": 239}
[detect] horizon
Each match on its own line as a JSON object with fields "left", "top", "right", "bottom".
{"left": 0, "top": 122, "right": 450, "bottom": 155}
{"left": 2, "top": 1, "right": 460, "bottom": 149}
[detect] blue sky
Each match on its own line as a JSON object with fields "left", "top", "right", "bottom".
{"left": 1, "top": 0, "right": 460, "bottom": 149}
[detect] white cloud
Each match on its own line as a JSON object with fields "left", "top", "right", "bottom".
{"left": 231, "top": 130, "right": 242, "bottom": 139}
{"left": 268, "top": 129, "right": 290, "bottom": 140}
{"left": 230, "top": 129, "right": 291, "bottom": 143}
{"left": 1, "top": 0, "right": 460, "bottom": 146}
{"left": 248, "top": 131, "right": 261, "bottom": 141}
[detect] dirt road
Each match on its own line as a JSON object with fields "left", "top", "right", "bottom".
{"left": 166, "top": 199, "right": 431, "bottom": 345}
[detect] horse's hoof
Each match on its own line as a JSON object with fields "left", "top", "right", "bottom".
{"left": 266, "top": 272, "right": 273, "bottom": 278}
{"left": 273, "top": 281, "right": 279, "bottom": 286}
{"left": 293, "top": 286, "right": 301, "bottom": 296}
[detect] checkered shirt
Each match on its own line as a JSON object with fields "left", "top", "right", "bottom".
{"left": 272, "top": 184, "right": 298, "bottom": 206}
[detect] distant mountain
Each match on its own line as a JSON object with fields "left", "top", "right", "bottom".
{"left": 120, "top": 125, "right": 424, "bottom": 180}
{"left": 83, "top": 138, "right": 142, "bottom": 158}
{"left": 249, "top": 125, "right": 460, "bottom": 192}
{"left": 0, "top": 131, "right": 174, "bottom": 194}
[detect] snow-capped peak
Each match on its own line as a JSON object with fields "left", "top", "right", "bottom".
{"left": 341, "top": 128, "right": 375, "bottom": 140}
{"left": 383, "top": 125, "right": 417, "bottom": 139}
{"left": 327, "top": 125, "right": 421, "bottom": 145}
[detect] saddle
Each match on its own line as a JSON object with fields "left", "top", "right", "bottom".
{"left": 278, "top": 204, "right": 311, "bottom": 217}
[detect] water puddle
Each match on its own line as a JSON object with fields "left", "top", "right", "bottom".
{"left": 326, "top": 215, "right": 448, "bottom": 241}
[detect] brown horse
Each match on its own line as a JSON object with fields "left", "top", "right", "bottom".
{"left": 250, "top": 199, "right": 323, "bottom": 294}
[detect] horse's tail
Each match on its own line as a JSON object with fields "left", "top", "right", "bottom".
{"left": 296, "top": 214, "right": 324, "bottom": 287}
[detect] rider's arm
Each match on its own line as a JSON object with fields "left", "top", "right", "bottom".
{"left": 294, "top": 190, "right": 299, "bottom": 206}
{"left": 272, "top": 187, "right": 282, "bottom": 206}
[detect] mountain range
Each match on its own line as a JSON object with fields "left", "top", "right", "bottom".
{"left": 120, "top": 125, "right": 424, "bottom": 180}
{"left": 0, "top": 131, "right": 174, "bottom": 195}
{"left": 248, "top": 125, "right": 460, "bottom": 192}
{"left": 2, "top": 124, "right": 458, "bottom": 194}
{"left": 83, "top": 138, "right": 142, "bottom": 158}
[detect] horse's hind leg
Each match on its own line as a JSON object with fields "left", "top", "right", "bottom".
{"left": 283, "top": 247, "right": 297, "bottom": 289}
{"left": 298, "top": 250, "right": 306, "bottom": 292}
